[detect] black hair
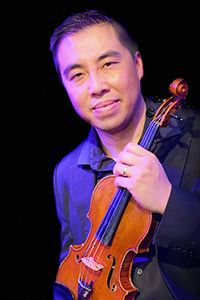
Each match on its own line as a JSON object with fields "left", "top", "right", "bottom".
{"left": 50, "top": 10, "right": 139, "bottom": 79}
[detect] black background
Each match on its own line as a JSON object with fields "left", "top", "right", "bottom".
{"left": 3, "top": 1, "right": 200, "bottom": 299}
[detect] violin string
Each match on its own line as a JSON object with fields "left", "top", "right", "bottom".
{"left": 96, "top": 188, "right": 126, "bottom": 243}
{"left": 78, "top": 238, "right": 101, "bottom": 290}
{"left": 92, "top": 112, "right": 167, "bottom": 251}
{"left": 78, "top": 192, "right": 123, "bottom": 290}
{"left": 83, "top": 192, "right": 120, "bottom": 274}
{"left": 92, "top": 188, "right": 128, "bottom": 259}
{"left": 80, "top": 119, "right": 162, "bottom": 286}
{"left": 80, "top": 187, "right": 126, "bottom": 278}
{"left": 83, "top": 188, "right": 127, "bottom": 286}
{"left": 140, "top": 121, "right": 159, "bottom": 150}
{"left": 78, "top": 100, "right": 174, "bottom": 290}
{"left": 142, "top": 116, "right": 162, "bottom": 149}
{"left": 90, "top": 187, "right": 124, "bottom": 249}
{"left": 92, "top": 116, "right": 165, "bottom": 251}
{"left": 78, "top": 190, "right": 125, "bottom": 286}
{"left": 78, "top": 243, "right": 92, "bottom": 287}
{"left": 77, "top": 95, "right": 182, "bottom": 292}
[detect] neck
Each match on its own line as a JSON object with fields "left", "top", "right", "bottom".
{"left": 96, "top": 97, "right": 146, "bottom": 160}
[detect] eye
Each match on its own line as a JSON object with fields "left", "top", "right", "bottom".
{"left": 103, "top": 62, "right": 115, "bottom": 68}
{"left": 70, "top": 72, "right": 83, "bottom": 81}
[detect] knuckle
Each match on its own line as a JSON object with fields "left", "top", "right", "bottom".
{"left": 126, "top": 142, "right": 134, "bottom": 151}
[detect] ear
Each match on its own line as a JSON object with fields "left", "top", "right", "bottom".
{"left": 134, "top": 51, "right": 144, "bottom": 80}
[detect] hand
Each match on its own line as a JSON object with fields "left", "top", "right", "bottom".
{"left": 113, "top": 143, "right": 172, "bottom": 215}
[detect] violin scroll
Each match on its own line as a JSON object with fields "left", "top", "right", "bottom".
{"left": 169, "top": 78, "right": 188, "bottom": 100}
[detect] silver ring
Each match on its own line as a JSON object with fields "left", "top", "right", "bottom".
{"left": 123, "top": 165, "right": 129, "bottom": 177}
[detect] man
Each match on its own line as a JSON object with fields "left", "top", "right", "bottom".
{"left": 50, "top": 10, "right": 200, "bottom": 299}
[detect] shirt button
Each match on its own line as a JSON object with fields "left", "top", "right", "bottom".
{"left": 137, "top": 268, "right": 143, "bottom": 275}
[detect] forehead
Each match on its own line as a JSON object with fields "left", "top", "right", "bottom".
{"left": 57, "top": 24, "right": 126, "bottom": 67}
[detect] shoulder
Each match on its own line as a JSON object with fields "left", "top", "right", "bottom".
{"left": 179, "top": 105, "right": 200, "bottom": 122}
{"left": 178, "top": 106, "right": 200, "bottom": 141}
{"left": 60, "top": 140, "right": 86, "bottom": 167}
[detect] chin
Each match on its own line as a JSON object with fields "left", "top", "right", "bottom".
{"left": 95, "top": 121, "right": 127, "bottom": 135}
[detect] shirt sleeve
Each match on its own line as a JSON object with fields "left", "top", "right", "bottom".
{"left": 53, "top": 163, "right": 74, "bottom": 263}
{"left": 153, "top": 185, "right": 200, "bottom": 260}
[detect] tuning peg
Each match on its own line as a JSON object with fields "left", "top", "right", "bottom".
{"left": 169, "top": 113, "right": 182, "bottom": 121}
{"left": 146, "top": 107, "right": 155, "bottom": 118}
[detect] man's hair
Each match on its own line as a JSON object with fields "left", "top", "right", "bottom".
{"left": 50, "top": 10, "right": 139, "bottom": 79}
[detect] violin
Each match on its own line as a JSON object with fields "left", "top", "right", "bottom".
{"left": 56, "top": 78, "right": 188, "bottom": 299}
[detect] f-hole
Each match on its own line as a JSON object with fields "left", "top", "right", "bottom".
{"left": 107, "top": 254, "right": 117, "bottom": 292}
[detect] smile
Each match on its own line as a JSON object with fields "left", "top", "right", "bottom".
{"left": 92, "top": 100, "right": 120, "bottom": 113}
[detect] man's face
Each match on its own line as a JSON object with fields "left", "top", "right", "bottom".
{"left": 57, "top": 24, "right": 144, "bottom": 134}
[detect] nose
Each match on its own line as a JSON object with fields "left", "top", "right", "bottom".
{"left": 88, "top": 71, "right": 110, "bottom": 97}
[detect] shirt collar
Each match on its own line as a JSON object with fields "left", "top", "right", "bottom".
{"left": 77, "top": 127, "right": 115, "bottom": 171}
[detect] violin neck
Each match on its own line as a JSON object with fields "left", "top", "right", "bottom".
{"left": 139, "top": 120, "right": 160, "bottom": 150}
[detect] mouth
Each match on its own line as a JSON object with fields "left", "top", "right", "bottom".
{"left": 92, "top": 100, "right": 120, "bottom": 111}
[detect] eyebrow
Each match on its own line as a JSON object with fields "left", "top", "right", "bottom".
{"left": 97, "top": 50, "right": 121, "bottom": 62}
{"left": 63, "top": 63, "right": 83, "bottom": 77}
{"left": 63, "top": 50, "right": 121, "bottom": 77}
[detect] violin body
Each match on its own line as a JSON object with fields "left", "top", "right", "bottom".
{"left": 56, "top": 176, "right": 152, "bottom": 300}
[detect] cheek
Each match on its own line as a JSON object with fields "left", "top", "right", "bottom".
{"left": 108, "top": 70, "right": 127, "bottom": 92}
{"left": 125, "top": 71, "right": 141, "bottom": 97}
{"left": 68, "top": 92, "right": 83, "bottom": 114}
{"left": 114, "top": 66, "right": 139, "bottom": 94}
{"left": 65, "top": 84, "right": 89, "bottom": 118}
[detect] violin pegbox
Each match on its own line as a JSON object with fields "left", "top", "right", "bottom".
{"left": 152, "top": 78, "right": 188, "bottom": 127}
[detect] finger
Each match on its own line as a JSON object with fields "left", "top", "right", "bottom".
{"left": 123, "top": 142, "right": 149, "bottom": 157}
{"left": 116, "top": 151, "right": 134, "bottom": 164}
{"left": 113, "top": 162, "right": 133, "bottom": 178}
{"left": 113, "top": 163, "right": 126, "bottom": 177}
{"left": 114, "top": 174, "right": 132, "bottom": 190}
{"left": 117, "top": 151, "right": 143, "bottom": 168}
